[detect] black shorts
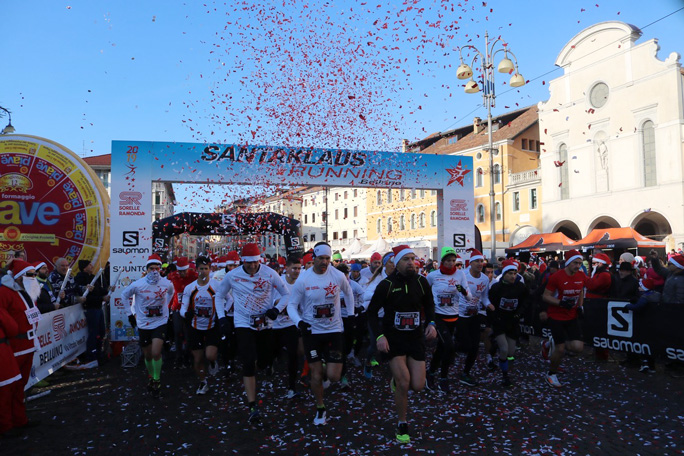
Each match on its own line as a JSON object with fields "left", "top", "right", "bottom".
{"left": 138, "top": 325, "right": 166, "bottom": 348}
{"left": 235, "top": 327, "right": 273, "bottom": 377}
{"left": 302, "top": 332, "right": 344, "bottom": 363}
{"left": 491, "top": 316, "right": 521, "bottom": 339}
{"left": 385, "top": 334, "right": 426, "bottom": 361}
{"left": 188, "top": 326, "right": 221, "bottom": 350}
{"left": 478, "top": 313, "right": 491, "bottom": 331}
{"left": 547, "top": 318, "right": 582, "bottom": 344}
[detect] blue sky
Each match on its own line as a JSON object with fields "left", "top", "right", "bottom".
{"left": 3, "top": 0, "right": 683, "bottom": 211}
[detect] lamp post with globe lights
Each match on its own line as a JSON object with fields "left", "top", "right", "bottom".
{"left": 456, "top": 32, "right": 525, "bottom": 263}
{"left": 0, "top": 106, "right": 16, "bottom": 135}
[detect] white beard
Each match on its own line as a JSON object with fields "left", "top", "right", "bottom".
{"left": 24, "top": 277, "right": 42, "bottom": 303}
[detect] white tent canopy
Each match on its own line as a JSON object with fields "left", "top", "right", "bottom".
{"left": 349, "top": 237, "right": 392, "bottom": 259}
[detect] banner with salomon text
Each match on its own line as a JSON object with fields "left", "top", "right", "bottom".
{"left": 518, "top": 299, "right": 684, "bottom": 360}
{"left": 109, "top": 141, "right": 475, "bottom": 341}
{"left": 25, "top": 304, "right": 87, "bottom": 390}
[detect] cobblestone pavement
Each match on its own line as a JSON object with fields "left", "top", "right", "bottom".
{"left": 4, "top": 341, "right": 684, "bottom": 455}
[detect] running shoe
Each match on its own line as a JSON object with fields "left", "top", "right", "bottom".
{"left": 438, "top": 377, "right": 450, "bottom": 395}
{"left": 151, "top": 380, "right": 161, "bottom": 398}
{"left": 340, "top": 376, "right": 350, "bottom": 390}
{"left": 313, "top": 408, "right": 327, "bottom": 426}
{"left": 545, "top": 373, "right": 562, "bottom": 388}
{"left": 196, "top": 381, "right": 210, "bottom": 395}
{"left": 639, "top": 364, "right": 656, "bottom": 374}
{"left": 147, "top": 377, "right": 154, "bottom": 392}
{"left": 286, "top": 389, "right": 300, "bottom": 399}
{"left": 370, "top": 358, "right": 379, "bottom": 367}
{"left": 424, "top": 372, "right": 436, "bottom": 392}
{"left": 322, "top": 379, "right": 331, "bottom": 390}
{"left": 541, "top": 339, "right": 550, "bottom": 360}
{"left": 390, "top": 377, "right": 396, "bottom": 393}
{"left": 502, "top": 376, "right": 513, "bottom": 388}
{"left": 208, "top": 361, "right": 220, "bottom": 376}
{"left": 396, "top": 423, "right": 410, "bottom": 444}
{"left": 352, "top": 356, "right": 362, "bottom": 368}
{"left": 459, "top": 373, "right": 478, "bottom": 387}
{"left": 363, "top": 364, "right": 373, "bottom": 379}
{"left": 248, "top": 406, "right": 261, "bottom": 424}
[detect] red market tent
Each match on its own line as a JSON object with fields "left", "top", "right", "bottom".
{"left": 573, "top": 227, "right": 665, "bottom": 252}
{"left": 505, "top": 232, "right": 576, "bottom": 254}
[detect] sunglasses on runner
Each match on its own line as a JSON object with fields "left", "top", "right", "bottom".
{"left": 24, "top": 273, "right": 36, "bottom": 277}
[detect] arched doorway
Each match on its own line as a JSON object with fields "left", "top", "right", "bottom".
{"left": 553, "top": 220, "right": 582, "bottom": 241}
{"left": 588, "top": 215, "right": 620, "bottom": 232}
{"left": 631, "top": 211, "right": 672, "bottom": 242}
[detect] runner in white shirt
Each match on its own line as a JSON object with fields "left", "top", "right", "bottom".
{"left": 264, "top": 256, "right": 302, "bottom": 399}
{"left": 215, "top": 243, "right": 288, "bottom": 424}
{"left": 335, "top": 263, "right": 365, "bottom": 389}
{"left": 359, "top": 252, "right": 382, "bottom": 286}
{"left": 425, "top": 247, "right": 471, "bottom": 394}
{"left": 180, "top": 257, "right": 226, "bottom": 395}
{"left": 287, "top": 242, "right": 354, "bottom": 426}
{"left": 456, "top": 249, "right": 491, "bottom": 387}
{"left": 122, "top": 254, "right": 174, "bottom": 397}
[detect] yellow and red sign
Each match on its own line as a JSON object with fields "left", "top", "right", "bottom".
{"left": 0, "top": 135, "right": 109, "bottom": 270}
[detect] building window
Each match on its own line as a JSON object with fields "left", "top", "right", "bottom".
{"left": 410, "top": 213, "right": 416, "bottom": 230}
{"left": 419, "top": 212, "right": 426, "bottom": 228}
{"left": 399, "top": 215, "right": 406, "bottom": 230}
{"left": 431, "top": 190, "right": 437, "bottom": 196}
{"left": 353, "top": 229, "right": 358, "bottom": 238}
{"left": 412, "top": 189, "right": 417, "bottom": 199}
{"left": 333, "top": 232, "right": 338, "bottom": 240}
{"left": 513, "top": 192, "right": 520, "bottom": 212}
{"left": 322, "top": 212, "right": 326, "bottom": 222}
{"left": 495, "top": 202, "right": 502, "bottom": 221}
{"left": 335, "top": 193, "right": 339, "bottom": 201}
{"left": 342, "top": 231, "right": 348, "bottom": 239}
{"left": 335, "top": 209, "right": 339, "bottom": 220}
{"left": 376, "top": 219, "right": 382, "bottom": 234}
{"left": 304, "top": 214, "right": 308, "bottom": 224}
{"left": 155, "top": 192, "right": 161, "bottom": 205}
{"left": 312, "top": 213, "right": 316, "bottom": 223}
{"left": 400, "top": 189, "right": 405, "bottom": 201}
{"left": 420, "top": 190, "right": 425, "bottom": 199}
{"left": 642, "top": 120, "right": 656, "bottom": 187}
{"left": 387, "top": 217, "right": 393, "bottom": 233}
{"left": 476, "top": 204, "right": 485, "bottom": 223}
{"left": 310, "top": 234, "right": 316, "bottom": 242}
{"left": 493, "top": 164, "right": 501, "bottom": 185}
{"left": 304, "top": 199, "right": 307, "bottom": 207}
{"left": 343, "top": 208, "right": 348, "bottom": 219}
{"left": 448, "top": 136, "right": 458, "bottom": 145}
{"left": 344, "top": 191, "right": 348, "bottom": 199}
{"left": 387, "top": 190, "right": 393, "bottom": 203}
{"left": 530, "top": 188, "right": 538, "bottom": 209}
{"left": 475, "top": 168, "right": 483, "bottom": 187}
{"left": 376, "top": 190, "right": 382, "bottom": 205}
{"left": 559, "top": 143, "right": 569, "bottom": 200}
{"left": 430, "top": 210, "right": 437, "bottom": 227}
{"left": 522, "top": 139, "right": 528, "bottom": 150}
{"left": 353, "top": 189, "right": 357, "bottom": 197}
{"left": 353, "top": 206, "right": 358, "bottom": 217}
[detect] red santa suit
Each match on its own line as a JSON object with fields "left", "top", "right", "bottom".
{"left": 0, "top": 306, "right": 21, "bottom": 435}
{"left": 0, "top": 260, "right": 40, "bottom": 429}
{"left": 167, "top": 258, "right": 198, "bottom": 312}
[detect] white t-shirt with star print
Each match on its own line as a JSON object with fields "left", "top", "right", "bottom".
{"left": 427, "top": 269, "right": 471, "bottom": 317}
{"left": 287, "top": 266, "right": 354, "bottom": 334}
{"left": 121, "top": 277, "right": 174, "bottom": 330}
{"left": 216, "top": 264, "right": 288, "bottom": 331}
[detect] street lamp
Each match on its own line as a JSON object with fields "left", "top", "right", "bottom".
{"left": 0, "top": 106, "right": 15, "bottom": 134}
{"left": 456, "top": 32, "right": 525, "bottom": 264}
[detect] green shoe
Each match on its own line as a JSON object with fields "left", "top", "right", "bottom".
{"left": 396, "top": 423, "right": 410, "bottom": 444}
{"left": 370, "top": 358, "right": 379, "bottom": 367}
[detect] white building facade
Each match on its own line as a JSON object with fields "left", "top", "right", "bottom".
{"left": 539, "top": 21, "right": 684, "bottom": 249}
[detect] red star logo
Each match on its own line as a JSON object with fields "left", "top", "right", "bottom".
{"left": 253, "top": 277, "right": 268, "bottom": 291}
{"left": 448, "top": 278, "right": 458, "bottom": 287}
{"left": 446, "top": 160, "right": 471, "bottom": 186}
{"left": 324, "top": 282, "right": 338, "bottom": 297}
{"left": 153, "top": 289, "right": 166, "bottom": 300}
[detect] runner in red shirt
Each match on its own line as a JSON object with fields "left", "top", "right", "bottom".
{"left": 542, "top": 249, "right": 587, "bottom": 388}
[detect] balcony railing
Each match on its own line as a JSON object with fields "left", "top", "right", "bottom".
{"left": 508, "top": 168, "right": 540, "bottom": 186}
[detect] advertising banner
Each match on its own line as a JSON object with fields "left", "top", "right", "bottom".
{"left": 25, "top": 304, "right": 88, "bottom": 390}
{"left": 110, "top": 141, "right": 474, "bottom": 340}
{"left": 0, "top": 135, "right": 110, "bottom": 271}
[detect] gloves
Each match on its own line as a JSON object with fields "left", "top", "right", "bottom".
{"left": 354, "top": 306, "right": 363, "bottom": 316}
{"left": 298, "top": 320, "right": 312, "bottom": 334}
{"left": 185, "top": 307, "right": 195, "bottom": 321}
{"left": 456, "top": 285, "right": 469, "bottom": 297}
{"left": 218, "top": 317, "right": 230, "bottom": 336}
{"left": 128, "top": 315, "right": 137, "bottom": 328}
{"left": 265, "top": 307, "right": 279, "bottom": 320}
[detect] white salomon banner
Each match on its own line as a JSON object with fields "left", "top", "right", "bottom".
{"left": 25, "top": 304, "right": 88, "bottom": 390}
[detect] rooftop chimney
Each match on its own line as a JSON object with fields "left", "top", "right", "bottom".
{"left": 473, "top": 117, "right": 484, "bottom": 134}
{"left": 401, "top": 139, "right": 410, "bottom": 153}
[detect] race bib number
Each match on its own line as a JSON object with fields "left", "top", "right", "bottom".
{"left": 562, "top": 296, "right": 578, "bottom": 307}
{"left": 466, "top": 305, "right": 479, "bottom": 316}
{"left": 196, "top": 306, "right": 212, "bottom": 317}
{"left": 25, "top": 307, "right": 41, "bottom": 325}
{"left": 146, "top": 305, "right": 163, "bottom": 317}
{"left": 313, "top": 303, "right": 335, "bottom": 319}
{"left": 250, "top": 314, "right": 267, "bottom": 330}
{"left": 438, "top": 294, "right": 455, "bottom": 307}
{"left": 499, "top": 298, "right": 518, "bottom": 311}
{"left": 394, "top": 311, "right": 420, "bottom": 331}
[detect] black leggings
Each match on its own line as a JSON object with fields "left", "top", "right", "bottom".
{"left": 272, "top": 326, "right": 299, "bottom": 389}
{"left": 236, "top": 328, "right": 273, "bottom": 377}
{"left": 457, "top": 316, "right": 481, "bottom": 375}
{"left": 429, "top": 316, "right": 458, "bottom": 378}
{"left": 341, "top": 317, "right": 355, "bottom": 376}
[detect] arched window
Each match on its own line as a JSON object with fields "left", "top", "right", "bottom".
{"left": 399, "top": 215, "right": 406, "bottom": 230}
{"left": 495, "top": 202, "right": 502, "bottom": 221}
{"left": 642, "top": 120, "right": 656, "bottom": 187}
{"left": 476, "top": 168, "right": 483, "bottom": 187}
{"left": 387, "top": 190, "right": 393, "bottom": 203}
{"left": 559, "top": 143, "right": 569, "bottom": 199}
{"left": 476, "top": 204, "right": 485, "bottom": 223}
{"left": 430, "top": 210, "right": 436, "bottom": 227}
{"left": 410, "top": 213, "right": 416, "bottom": 230}
{"left": 376, "top": 218, "right": 382, "bottom": 234}
{"left": 387, "top": 216, "right": 393, "bottom": 233}
{"left": 493, "top": 164, "right": 501, "bottom": 185}
{"left": 376, "top": 190, "right": 382, "bottom": 205}
{"left": 419, "top": 212, "right": 426, "bottom": 228}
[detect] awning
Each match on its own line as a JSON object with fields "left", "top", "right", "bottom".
{"left": 505, "top": 232, "right": 576, "bottom": 254}
{"left": 573, "top": 227, "right": 665, "bottom": 251}
{"left": 350, "top": 237, "right": 392, "bottom": 259}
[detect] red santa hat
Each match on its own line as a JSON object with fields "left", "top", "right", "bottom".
{"left": 241, "top": 243, "right": 261, "bottom": 262}
{"left": 469, "top": 248, "right": 484, "bottom": 263}
{"left": 176, "top": 257, "right": 190, "bottom": 271}
{"left": 592, "top": 253, "right": 611, "bottom": 266}
{"left": 370, "top": 252, "right": 382, "bottom": 262}
{"left": 33, "top": 261, "right": 47, "bottom": 271}
{"left": 277, "top": 256, "right": 286, "bottom": 266}
{"left": 669, "top": 254, "right": 684, "bottom": 270}
{"left": 301, "top": 253, "right": 313, "bottom": 265}
{"left": 564, "top": 249, "right": 583, "bottom": 267}
{"left": 392, "top": 245, "right": 414, "bottom": 264}
{"left": 226, "top": 251, "right": 240, "bottom": 265}
{"left": 146, "top": 254, "right": 163, "bottom": 268}
{"left": 10, "top": 260, "right": 35, "bottom": 279}
{"left": 501, "top": 259, "right": 518, "bottom": 276}
{"left": 639, "top": 278, "right": 655, "bottom": 291}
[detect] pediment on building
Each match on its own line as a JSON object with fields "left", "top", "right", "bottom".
{"left": 555, "top": 21, "right": 642, "bottom": 68}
